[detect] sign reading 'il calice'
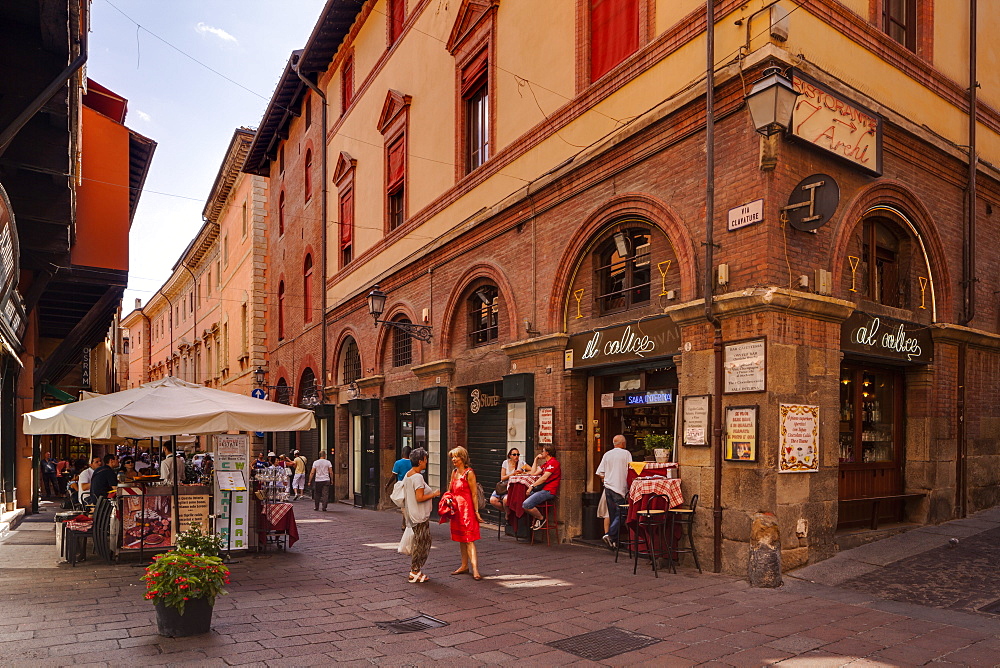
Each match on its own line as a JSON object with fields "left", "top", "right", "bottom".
{"left": 565, "top": 314, "right": 681, "bottom": 369}
{"left": 791, "top": 74, "right": 882, "bottom": 175}
{"left": 840, "top": 312, "right": 933, "bottom": 364}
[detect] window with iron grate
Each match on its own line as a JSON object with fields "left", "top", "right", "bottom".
{"left": 392, "top": 318, "right": 413, "bottom": 367}
{"left": 468, "top": 286, "right": 499, "bottom": 347}
{"left": 594, "top": 228, "right": 651, "bottom": 314}
{"left": 342, "top": 338, "right": 361, "bottom": 384}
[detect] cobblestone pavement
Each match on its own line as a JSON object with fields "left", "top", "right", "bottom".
{"left": 0, "top": 501, "right": 998, "bottom": 667}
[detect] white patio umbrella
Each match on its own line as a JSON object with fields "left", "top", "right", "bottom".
{"left": 23, "top": 376, "right": 316, "bottom": 438}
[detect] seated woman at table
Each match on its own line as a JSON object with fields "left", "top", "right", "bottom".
{"left": 489, "top": 448, "right": 528, "bottom": 511}
{"left": 118, "top": 457, "right": 139, "bottom": 482}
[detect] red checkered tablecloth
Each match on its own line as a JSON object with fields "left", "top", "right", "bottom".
{"left": 65, "top": 519, "right": 93, "bottom": 532}
{"left": 507, "top": 474, "right": 540, "bottom": 487}
{"left": 264, "top": 502, "right": 293, "bottom": 525}
{"left": 627, "top": 476, "right": 684, "bottom": 507}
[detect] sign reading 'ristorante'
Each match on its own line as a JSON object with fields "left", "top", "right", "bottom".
{"left": 565, "top": 315, "right": 680, "bottom": 369}
{"left": 840, "top": 312, "right": 933, "bottom": 364}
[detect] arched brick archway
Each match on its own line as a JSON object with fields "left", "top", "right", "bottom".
{"left": 438, "top": 263, "right": 520, "bottom": 359}
{"left": 831, "top": 180, "right": 953, "bottom": 319}
{"left": 547, "top": 193, "right": 698, "bottom": 332}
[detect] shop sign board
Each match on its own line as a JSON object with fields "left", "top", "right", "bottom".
{"left": 791, "top": 74, "right": 882, "bottom": 175}
{"left": 469, "top": 387, "right": 501, "bottom": 414}
{"left": 213, "top": 434, "right": 250, "bottom": 549}
{"left": 565, "top": 314, "right": 680, "bottom": 370}
{"left": 727, "top": 199, "right": 763, "bottom": 231}
{"left": 624, "top": 390, "right": 673, "bottom": 405}
{"left": 724, "top": 338, "right": 766, "bottom": 393}
{"left": 840, "top": 312, "right": 932, "bottom": 363}
{"left": 779, "top": 403, "right": 819, "bottom": 473}
{"left": 538, "top": 407, "right": 554, "bottom": 444}
{"left": 724, "top": 405, "right": 758, "bottom": 462}
{"left": 682, "top": 395, "right": 710, "bottom": 446}
{"left": 176, "top": 494, "right": 211, "bottom": 533}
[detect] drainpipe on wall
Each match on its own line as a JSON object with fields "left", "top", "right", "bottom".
{"left": 705, "top": 0, "right": 724, "bottom": 574}
{"left": 956, "top": 0, "right": 978, "bottom": 519}
{"left": 295, "top": 61, "right": 329, "bottom": 418}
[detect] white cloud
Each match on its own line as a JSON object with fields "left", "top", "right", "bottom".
{"left": 135, "top": 110, "right": 151, "bottom": 122}
{"left": 195, "top": 22, "right": 238, "bottom": 44}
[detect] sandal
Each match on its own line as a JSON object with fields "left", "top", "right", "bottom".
{"left": 472, "top": 573, "right": 483, "bottom": 581}
{"left": 451, "top": 568, "right": 469, "bottom": 575}
{"left": 407, "top": 572, "right": 420, "bottom": 583}
{"left": 415, "top": 573, "right": 429, "bottom": 583}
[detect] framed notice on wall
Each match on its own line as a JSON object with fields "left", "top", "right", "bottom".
{"left": 779, "top": 403, "right": 820, "bottom": 473}
{"left": 724, "top": 338, "right": 766, "bottom": 393}
{"left": 724, "top": 405, "right": 758, "bottom": 462}
{"left": 682, "top": 395, "right": 710, "bottom": 446}
{"left": 538, "top": 407, "right": 554, "bottom": 444}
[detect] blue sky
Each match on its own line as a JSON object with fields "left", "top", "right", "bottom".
{"left": 87, "top": 0, "right": 326, "bottom": 308}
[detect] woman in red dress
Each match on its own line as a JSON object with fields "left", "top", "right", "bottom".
{"left": 447, "top": 446, "right": 482, "bottom": 580}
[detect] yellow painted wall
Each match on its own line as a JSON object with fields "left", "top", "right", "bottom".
{"left": 320, "top": 0, "right": 1000, "bottom": 310}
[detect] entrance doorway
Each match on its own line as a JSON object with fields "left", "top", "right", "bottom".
{"left": 838, "top": 363, "right": 904, "bottom": 528}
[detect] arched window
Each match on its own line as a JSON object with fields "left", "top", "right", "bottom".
{"left": 342, "top": 337, "right": 361, "bottom": 384}
{"left": 275, "top": 377, "right": 291, "bottom": 405}
{"left": 277, "top": 280, "right": 285, "bottom": 340}
{"left": 298, "top": 367, "right": 317, "bottom": 407}
{"left": 595, "top": 226, "right": 651, "bottom": 313}
{"left": 303, "top": 254, "right": 313, "bottom": 323}
{"left": 304, "top": 149, "right": 313, "bottom": 201}
{"left": 278, "top": 191, "right": 285, "bottom": 236}
{"left": 468, "top": 285, "right": 499, "bottom": 347}
{"left": 858, "top": 218, "right": 909, "bottom": 308}
{"left": 391, "top": 317, "right": 412, "bottom": 367}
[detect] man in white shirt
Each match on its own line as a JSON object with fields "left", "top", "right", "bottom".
{"left": 159, "top": 442, "right": 185, "bottom": 484}
{"left": 308, "top": 450, "right": 334, "bottom": 511}
{"left": 596, "top": 434, "right": 633, "bottom": 549}
{"left": 76, "top": 456, "right": 102, "bottom": 507}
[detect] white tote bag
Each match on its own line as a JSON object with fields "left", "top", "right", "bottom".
{"left": 397, "top": 526, "right": 414, "bottom": 555}
{"left": 390, "top": 479, "right": 406, "bottom": 508}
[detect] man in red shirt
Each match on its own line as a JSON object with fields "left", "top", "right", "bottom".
{"left": 523, "top": 445, "right": 560, "bottom": 531}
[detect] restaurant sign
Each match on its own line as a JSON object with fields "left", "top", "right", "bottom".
{"left": 791, "top": 74, "right": 882, "bottom": 175}
{"left": 841, "top": 312, "right": 932, "bottom": 364}
{"left": 565, "top": 314, "right": 680, "bottom": 370}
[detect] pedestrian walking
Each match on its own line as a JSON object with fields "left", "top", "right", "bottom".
{"left": 308, "top": 450, "right": 333, "bottom": 511}
{"left": 596, "top": 434, "right": 631, "bottom": 548}
{"left": 446, "top": 446, "right": 483, "bottom": 580}
{"left": 291, "top": 450, "right": 308, "bottom": 500}
{"left": 403, "top": 448, "right": 439, "bottom": 583}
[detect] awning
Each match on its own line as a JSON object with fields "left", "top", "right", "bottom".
{"left": 41, "top": 383, "right": 76, "bottom": 403}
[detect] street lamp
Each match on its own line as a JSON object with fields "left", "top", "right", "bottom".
{"left": 254, "top": 366, "right": 266, "bottom": 387}
{"left": 745, "top": 66, "right": 799, "bottom": 137}
{"left": 366, "top": 284, "right": 433, "bottom": 342}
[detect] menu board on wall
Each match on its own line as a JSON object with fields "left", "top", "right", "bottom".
{"left": 724, "top": 339, "right": 766, "bottom": 393}
{"left": 724, "top": 406, "right": 758, "bottom": 462}
{"left": 213, "top": 434, "right": 250, "bottom": 550}
{"left": 682, "top": 395, "right": 710, "bottom": 446}
{"left": 779, "top": 404, "right": 820, "bottom": 473}
{"left": 538, "top": 407, "right": 554, "bottom": 445}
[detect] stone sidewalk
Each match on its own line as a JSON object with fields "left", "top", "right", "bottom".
{"left": 0, "top": 500, "right": 997, "bottom": 667}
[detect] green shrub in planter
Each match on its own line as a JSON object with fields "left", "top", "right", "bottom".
{"left": 642, "top": 433, "right": 674, "bottom": 456}
{"left": 141, "top": 549, "right": 229, "bottom": 615}
{"left": 175, "top": 522, "right": 225, "bottom": 556}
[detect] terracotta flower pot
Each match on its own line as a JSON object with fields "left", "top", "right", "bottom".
{"left": 154, "top": 598, "right": 213, "bottom": 637}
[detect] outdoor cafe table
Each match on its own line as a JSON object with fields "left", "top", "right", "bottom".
{"left": 256, "top": 501, "right": 300, "bottom": 549}
{"left": 623, "top": 475, "right": 684, "bottom": 561}
{"left": 505, "top": 474, "right": 540, "bottom": 533}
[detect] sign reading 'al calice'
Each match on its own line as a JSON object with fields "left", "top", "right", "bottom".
{"left": 840, "top": 312, "right": 933, "bottom": 363}
{"left": 566, "top": 315, "right": 680, "bottom": 369}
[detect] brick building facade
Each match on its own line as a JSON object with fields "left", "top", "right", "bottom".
{"left": 246, "top": 0, "right": 1000, "bottom": 574}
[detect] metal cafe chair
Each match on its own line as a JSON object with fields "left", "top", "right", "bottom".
{"left": 614, "top": 503, "right": 640, "bottom": 563}
{"left": 666, "top": 493, "right": 701, "bottom": 574}
{"left": 634, "top": 493, "right": 670, "bottom": 577}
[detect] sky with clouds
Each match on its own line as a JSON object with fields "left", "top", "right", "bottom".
{"left": 87, "top": 0, "right": 327, "bottom": 309}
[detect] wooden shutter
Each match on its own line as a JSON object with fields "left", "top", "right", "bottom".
{"left": 590, "top": 0, "right": 639, "bottom": 82}
{"left": 387, "top": 138, "right": 405, "bottom": 189}
{"left": 390, "top": 0, "right": 404, "bottom": 43}
{"left": 339, "top": 189, "right": 353, "bottom": 249}
{"left": 461, "top": 49, "right": 489, "bottom": 98}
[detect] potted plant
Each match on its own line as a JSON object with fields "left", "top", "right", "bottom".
{"left": 141, "top": 549, "right": 229, "bottom": 637}
{"left": 643, "top": 434, "right": 674, "bottom": 463}
{"left": 176, "top": 522, "right": 225, "bottom": 557}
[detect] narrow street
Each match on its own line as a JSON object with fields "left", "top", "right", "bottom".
{"left": 0, "top": 503, "right": 997, "bottom": 666}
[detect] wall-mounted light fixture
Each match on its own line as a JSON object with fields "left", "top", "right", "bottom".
{"left": 745, "top": 65, "right": 799, "bottom": 137}
{"left": 366, "top": 285, "right": 433, "bottom": 342}
{"left": 613, "top": 231, "right": 631, "bottom": 258}
{"left": 254, "top": 366, "right": 266, "bottom": 387}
